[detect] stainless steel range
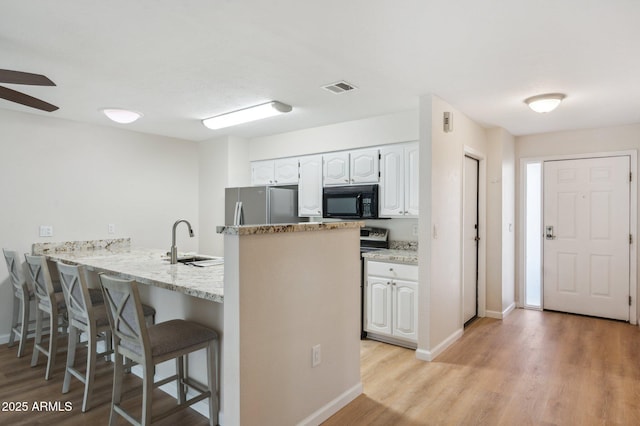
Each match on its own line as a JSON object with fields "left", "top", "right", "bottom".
{"left": 359, "top": 227, "right": 388, "bottom": 338}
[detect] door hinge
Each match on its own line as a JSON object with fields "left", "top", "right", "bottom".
{"left": 630, "top": 234, "right": 633, "bottom": 244}
{"left": 630, "top": 295, "right": 632, "bottom": 306}
{"left": 630, "top": 172, "right": 633, "bottom": 182}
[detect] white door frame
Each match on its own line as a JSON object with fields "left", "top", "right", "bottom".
{"left": 518, "top": 150, "right": 638, "bottom": 325}
{"left": 462, "top": 146, "right": 486, "bottom": 322}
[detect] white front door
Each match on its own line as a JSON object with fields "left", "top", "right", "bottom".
{"left": 543, "top": 156, "right": 630, "bottom": 321}
{"left": 463, "top": 156, "right": 479, "bottom": 324}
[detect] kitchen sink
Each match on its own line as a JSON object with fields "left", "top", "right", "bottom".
{"left": 164, "top": 255, "right": 224, "bottom": 266}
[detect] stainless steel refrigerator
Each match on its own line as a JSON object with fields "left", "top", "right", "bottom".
{"left": 225, "top": 186, "right": 301, "bottom": 225}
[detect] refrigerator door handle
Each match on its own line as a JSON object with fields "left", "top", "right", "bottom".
{"left": 234, "top": 201, "right": 243, "bottom": 226}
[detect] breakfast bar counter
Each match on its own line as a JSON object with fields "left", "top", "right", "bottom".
{"left": 34, "top": 246, "right": 224, "bottom": 303}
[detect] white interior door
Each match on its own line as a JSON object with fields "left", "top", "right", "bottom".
{"left": 463, "top": 156, "right": 479, "bottom": 324}
{"left": 543, "top": 156, "right": 630, "bottom": 320}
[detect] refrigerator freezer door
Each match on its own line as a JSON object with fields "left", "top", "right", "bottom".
{"left": 224, "top": 187, "right": 240, "bottom": 226}
{"left": 238, "top": 186, "right": 269, "bottom": 225}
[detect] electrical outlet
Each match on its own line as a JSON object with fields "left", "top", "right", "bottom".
{"left": 312, "top": 344, "right": 321, "bottom": 367}
{"left": 108, "top": 224, "right": 116, "bottom": 234}
{"left": 412, "top": 224, "right": 419, "bottom": 236}
{"left": 39, "top": 225, "right": 53, "bottom": 237}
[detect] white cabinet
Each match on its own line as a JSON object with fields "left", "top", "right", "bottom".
{"left": 365, "top": 260, "right": 418, "bottom": 344}
{"left": 323, "top": 149, "right": 379, "bottom": 186}
{"left": 251, "top": 158, "right": 299, "bottom": 186}
{"left": 379, "top": 143, "right": 419, "bottom": 217}
{"left": 298, "top": 155, "right": 323, "bottom": 217}
{"left": 251, "top": 160, "right": 275, "bottom": 186}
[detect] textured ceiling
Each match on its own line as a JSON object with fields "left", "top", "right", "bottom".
{"left": 2, "top": 0, "right": 639, "bottom": 141}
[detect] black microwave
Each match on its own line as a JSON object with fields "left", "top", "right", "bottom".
{"left": 323, "top": 184, "right": 379, "bottom": 219}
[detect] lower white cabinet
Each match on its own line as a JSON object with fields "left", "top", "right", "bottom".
{"left": 365, "top": 260, "right": 418, "bottom": 345}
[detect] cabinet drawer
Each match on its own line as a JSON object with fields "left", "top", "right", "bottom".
{"left": 367, "top": 260, "right": 418, "bottom": 281}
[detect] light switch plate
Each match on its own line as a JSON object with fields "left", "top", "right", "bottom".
{"left": 108, "top": 224, "right": 116, "bottom": 234}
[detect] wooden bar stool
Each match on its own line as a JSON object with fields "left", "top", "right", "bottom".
{"left": 99, "top": 273, "right": 219, "bottom": 426}
{"left": 2, "top": 249, "right": 35, "bottom": 358}
{"left": 24, "top": 254, "right": 67, "bottom": 380}
{"left": 57, "top": 262, "right": 156, "bottom": 412}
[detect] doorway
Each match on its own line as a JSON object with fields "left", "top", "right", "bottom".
{"left": 463, "top": 155, "right": 479, "bottom": 325}
{"left": 521, "top": 154, "right": 635, "bottom": 323}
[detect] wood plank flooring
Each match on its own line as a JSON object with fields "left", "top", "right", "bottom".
{"left": 3, "top": 309, "right": 640, "bottom": 425}
{"left": 324, "top": 309, "right": 640, "bottom": 426}
{"left": 0, "top": 339, "right": 209, "bottom": 425}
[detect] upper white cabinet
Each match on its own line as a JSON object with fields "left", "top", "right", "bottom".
{"left": 323, "top": 149, "right": 379, "bottom": 186}
{"left": 298, "top": 155, "right": 323, "bottom": 217}
{"left": 251, "top": 158, "right": 299, "bottom": 186}
{"left": 379, "top": 143, "right": 419, "bottom": 217}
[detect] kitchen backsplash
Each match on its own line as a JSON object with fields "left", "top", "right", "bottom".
{"left": 389, "top": 240, "right": 418, "bottom": 251}
{"left": 32, "top": 238, "right": 131, "bottom": 255}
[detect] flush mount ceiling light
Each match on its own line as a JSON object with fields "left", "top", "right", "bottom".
{"left": 524, "top": 93, "right": 566, "bottom": 113}
{"left": 101, "top": 108, "right": 143, "bottom": 124}
{"left": 202, "top": 101, "right": 292, "bottom": 130}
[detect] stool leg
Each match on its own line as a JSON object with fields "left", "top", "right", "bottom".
{"left": 17, "top": 295, "right": 31, "bottom": 358}
{"left": 141, "top": 362, "right": 154, "bottom": 426}
{"left": 207, "top": 340, "right": 219, "bottom": 426}
{"left": 45, "top": 312, "right": 59, "bottom": 380}
{"left": 62, "top": 325, "right": 78, "bottom": 394}
{"left": 31, "top": 308, "right": 43, "bottom": 367}
{"left": 8, "top": 293, "right": 19, "bottom": 348}
{"left": 83, "top": 326, "right": 97, "bottom": 412}
{"left": 176, "top": 355, "right": 186, "bottom": 404}
{"left": 110, "top": 353, "right": 124, "bottom": 426}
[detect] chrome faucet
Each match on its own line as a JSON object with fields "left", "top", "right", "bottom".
{"left": 170, "top": 219, "right": 194, "bottom": 264}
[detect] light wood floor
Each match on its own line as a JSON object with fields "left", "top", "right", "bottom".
{"left": 3, "top": 309, "right": 640, "bottom": 425}
{"left": 324, "top": 309, "right": 640, "bottom": 426}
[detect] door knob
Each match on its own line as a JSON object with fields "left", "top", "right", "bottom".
{"left": 545, "top": 226, "right": 556, "bottom": 240}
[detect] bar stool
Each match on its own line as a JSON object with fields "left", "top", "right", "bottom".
{"left": 57, "top": 262, "right": 156, "bottom": 412}
{"left": 2, "top": 249, "right": 35, "bottom": 358}
{"left": 24, "top": 254, "right": 68, "bottom": 380}
{"left": 99, "top": 274, "right": 219, "bottom": 426}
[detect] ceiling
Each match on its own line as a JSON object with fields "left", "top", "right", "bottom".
{"left": 2, "top": 1, "right": 639, "bottom": 142}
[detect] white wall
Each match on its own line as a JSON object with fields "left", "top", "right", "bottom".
{"left": 417, "top": 95, "right": 490, "bottom": 360}
{"left": 485, "top": 128, "right": 516, "bottom": 316}
{"left": 0, "top": 109, "right": 200, "bottom": 341}
{"left": 249, "top": 110, "right": 418, "bottom": 161}
{"left": 515, "top": 123, "right": 640, "bottom": 315}
{"left": 198, "top": 135, "right": 250, "bottom": 257}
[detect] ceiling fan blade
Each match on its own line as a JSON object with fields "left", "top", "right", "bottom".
{"left": 0, "top": 69, "right": 56, "bottom": 86}
{"left": 0, "top": 85, "right": 59, "bottom": 112}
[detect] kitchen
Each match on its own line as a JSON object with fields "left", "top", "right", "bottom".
{"left": 3, "top": 1, "right": 640, "bottom": 425}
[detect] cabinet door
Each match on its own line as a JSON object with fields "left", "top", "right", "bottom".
{"left": 274, "top": 158, "right": 299, "bottom": 185}
{"left": 251, "top": 160, "right": 274, "bottom": 186}
{"left": 392, "top": 279, "right": 418, "bottom": 341}
{"left": 298, "top": 155, "right": 323, "bottom": 217}
{"left": 378, "top": 146, "right": 404, "bottom": 217}
{"left": 350, "top": 149, "right": 379, "bottom": 184}
{"left": 404, "top": 143, "right": 419, "bottom": 216}
{"left": 366, "top": 276, "right": 392, "bottom": 335}
{"left": 323, "top": 152, "right": 350, "bottom": 185}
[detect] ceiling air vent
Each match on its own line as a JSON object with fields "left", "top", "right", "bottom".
{"left": 322, "top": 80, "right": 357, "bottom": 94}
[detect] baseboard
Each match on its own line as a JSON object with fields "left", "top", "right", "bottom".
{"left": 415, "top": 328, "right": 463, "bottom": 362}
{"left": 486, "top": 302, "right": 516, "bottom": 319}
{"left": 0, "top": 333, "right": 9, "bottom": 345}
{"left": 296, "top": 382, "right": 363, "bottom": 426}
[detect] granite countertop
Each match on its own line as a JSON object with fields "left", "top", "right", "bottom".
{"left": 43, "top": 248, "right": 224, "bottom": 303}
{"left": 217, "top": 221, "right": 364, "bottom": 235}
{"left": 362, "top": 248, "right": 418, "bottom": 265}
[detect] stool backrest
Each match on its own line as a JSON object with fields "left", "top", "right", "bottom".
{"left": 3, "top": 249, "right": 29, "bottom": 297}
{"left": 57, "top": 262, "right": 94, "bottom": 327}
{"left": 24, "top": 254, "right": 55, "bottom": 308}
{"left": 99, "top": 274, "right": 150, "bottom": 362}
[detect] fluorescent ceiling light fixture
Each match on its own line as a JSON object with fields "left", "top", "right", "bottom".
{"left": 202, "top": 101, "right": 292, "bottom": 130}
{"left": 524, "top": 93, "right": 566, "bottom": 113}
{"left": 102, "top": 108, "right": 143, "bottom": 124}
